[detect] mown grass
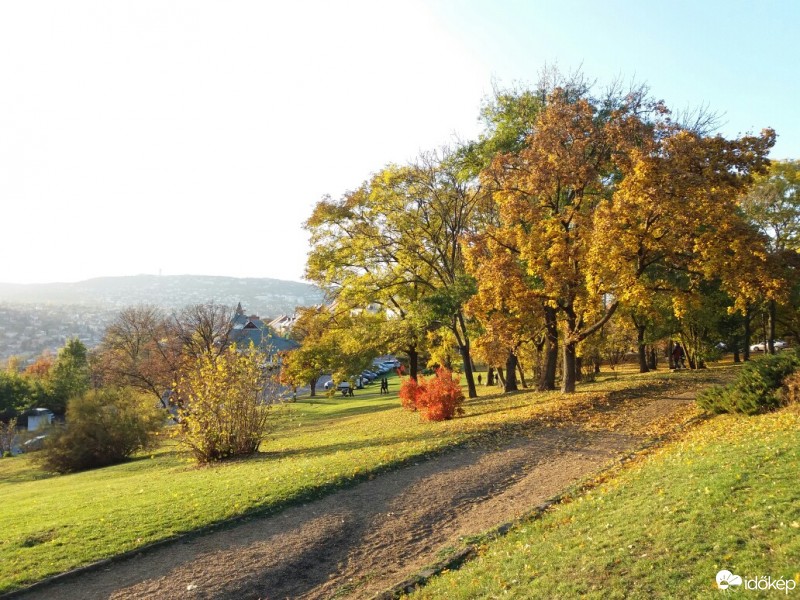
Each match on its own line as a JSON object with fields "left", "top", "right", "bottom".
{"left": 0, "top": 366, "right": 729, "bottom": 594}
{"left": 410, "top": 401, "right": 800, "bottom": 599}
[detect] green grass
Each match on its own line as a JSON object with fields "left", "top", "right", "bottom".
{"left": 0, "top": 367, "right": 728, "bottom": 593}
{"left": 409, "top": 404, "right": 800, "bottom": 599}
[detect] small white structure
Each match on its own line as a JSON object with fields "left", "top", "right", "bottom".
{"left": 27, "top": 408, "right": 54, "bottom": 432}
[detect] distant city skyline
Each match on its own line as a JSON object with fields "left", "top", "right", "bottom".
{"left": 1, "top": 0, "right": 797, "bottom": 285}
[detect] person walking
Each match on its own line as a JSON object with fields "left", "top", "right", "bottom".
{"left": 672, "top": 342, "right": 686, "bottom": 369}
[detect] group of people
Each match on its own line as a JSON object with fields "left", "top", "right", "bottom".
{"left": 379, "top": 376, "right": 390, "bottom": 394}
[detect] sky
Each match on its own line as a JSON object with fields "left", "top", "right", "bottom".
{"left": 1, "top": 0, "right": 797, "bottom": 285}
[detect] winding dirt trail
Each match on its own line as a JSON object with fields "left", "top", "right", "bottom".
{"left": 14, "top": 381, "right": 713, "bottom": 600}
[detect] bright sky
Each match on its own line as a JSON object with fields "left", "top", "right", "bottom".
{"left": 1, "top": 0, "right": 797, "bottom": 285}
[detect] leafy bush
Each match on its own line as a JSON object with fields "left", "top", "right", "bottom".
{"left": 399, "top": 377, "right": 424, "bottom": 412}
{"left": 398, "top": 368, "right": 464, "bottom": 421}
{"left": 40, "top": 388, "right": 164, "bottom": 473}
{"left": 0, "top": 418, "right": 17, "bottom": 455}
{"left": 780, "top": 370, "right": 800, "bottom": 405}
{"left": 175, "top": 345, "right": 277, "bottom": 463}
{"left": 697, "top": 350, "right": 800, "bottom": 415}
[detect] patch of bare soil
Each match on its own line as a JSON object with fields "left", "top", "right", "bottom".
{"left": 15, "top": 383, "right": 706, "bottom": 600}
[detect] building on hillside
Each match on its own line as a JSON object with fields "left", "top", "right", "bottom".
{"left": 267, "top": 314, "right": 298, "bottom": 336}
{"left": 230, "top": 304, "right": 298, "bottom": 367}
{"left": 24, "top": 408, "right": 54, "bottom": 432}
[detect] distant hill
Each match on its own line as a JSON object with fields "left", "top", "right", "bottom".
{"left": 0, "top": 275, "right": 325, "bottom": 318}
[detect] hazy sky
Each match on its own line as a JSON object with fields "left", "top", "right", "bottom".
{"left": 1, "top": 1, "right": 797, "bottom": 285}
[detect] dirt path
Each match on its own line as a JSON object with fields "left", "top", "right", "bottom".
{"left": 15, "top": 385, "right": 705, "bottom": 600}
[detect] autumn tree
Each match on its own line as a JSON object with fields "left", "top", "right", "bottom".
{"left": 460, "top": 75, "right": 591, "bottom": 389}
{"left": 280, "top": 305, "right": 378, "bottom": 396}
{"left": 170, "top": 302, "right": 235, "bottom": 360}
{"left": 280, "top": 306, "right": 333, "bottom": 397}
{"left": 96, "top": 302, "right": 239, "bottom": 405}
{"left": 464, "top": 231, "right": 544, "bottom": 392}
{"left": 96, "top": 305, "right": 178, "bottom": 403}
{"left": 24, "top": 351, "right": 54, "bottom": 378}
{"left": 487, "top": 87, "right": 774, "bottom": 392}
{"left": 306, "top": 148, "right": 482, "bottom": 397}
{"left": 740, "top": 159, "right": 800, "bottom": 353}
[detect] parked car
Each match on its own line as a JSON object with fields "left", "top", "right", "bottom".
{"left": 750, "top": 340, "right": 788, "bottom": 352}
{"left": 23, "top": 435, "right": 48, "bottom": 452}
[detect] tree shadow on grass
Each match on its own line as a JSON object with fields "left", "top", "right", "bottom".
{"left": 256, "top": 429, "right": 448, "bottom": 461}
{"left": 293, "top": 398, "right": 399, "bottom": 423}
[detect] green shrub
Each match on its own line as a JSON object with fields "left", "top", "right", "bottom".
{"left": 697, "top": 350, "right": 800, "bottom": 415}
{"left": 40, "top": 388, "right": 164, "bottom": 473}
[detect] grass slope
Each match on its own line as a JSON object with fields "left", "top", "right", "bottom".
{"left": 0, "top": 367, "right": 726, "bottom": 594}
{"left": 411, "top": 404, "right": 800, "bottom": 599}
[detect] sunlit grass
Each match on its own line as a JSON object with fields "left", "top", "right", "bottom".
{"left": 410, "top": 402, "right": 800, "bottom": 599}
{"left": 0, "top": 366, "right": 732, "bottom": 593}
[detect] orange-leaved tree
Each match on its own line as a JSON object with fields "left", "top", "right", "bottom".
{"left": 486, "top": 87, "right": 775, "bottom": 392}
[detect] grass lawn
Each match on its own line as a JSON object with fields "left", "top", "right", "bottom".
{"left": 0, "top": 366, "right": 728, "bottom": 594}
{"left": 409, "top": 403, "right": 800, "bottom": 599}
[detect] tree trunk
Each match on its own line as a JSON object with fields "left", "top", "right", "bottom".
{"left": 575, "top": 355, "right": 583, "bottom": 382}
{"left": 768, "top": 300, "right": 777, "bottom": 354}
{"left": 562, "top": 340, "right": 577, "bottom": 393}
{"left": 668, "top": 340, "right": 675, "bottom": 369}
{"left": 743, "top": 308, "right": 751, "bottom": 362}
{"left": 408, "top": 347, "right": 419, "bottom": 380}
{"left": 486, "top": 367, "right": 495, "bottom": 386}
{"left": 636, "top": 323, "right": 649, "bottom": 373}
{"left": 733, "top": 347, "right": 741, "bottom": 363}
{"left": 648, "top": 346, "right": 657, "bottom": 371}
{"left": 683, "top": 338, "right": 697, "bottom": 370}
{"left": 561, "top": 311, "right": 579, "bottom": 394}
{"left": 497, "top": 367, "right": 506, "bottom": 387}
{"left": 539, "top": 305, "right": 558, "bottom": 391}
{"left": 504, "top": 351, "right": 519, "bottom": 392}
{"left": 455, "top": 313, "right": 477, "bottom": 399}
{"left": 517, "top": 360, "right": 528, "bottom": 388}
{"left": 309, "top": 377, "right": 318, "bottom": 398}
{"left": 458, "top": 342, "right": 477, "bottom": 399}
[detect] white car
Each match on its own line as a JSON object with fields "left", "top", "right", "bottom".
{"left": 750, "top": 340, "right": 788, "bottom": 352}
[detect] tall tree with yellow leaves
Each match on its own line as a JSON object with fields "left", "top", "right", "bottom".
{"left": 305, "top": 149, "right": 482, "bottom": 397}
{"left": 487, "top": 87, "right": 774, "bottom": 392}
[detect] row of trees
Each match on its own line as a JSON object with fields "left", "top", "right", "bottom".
{"left": 299, "top": 72, "right": 797, "bottom": 395}
{"left": 2, "top": 303, "right": 283, "bottom": 469}
{"left": 0, "top": 338, "right": 90, "bottom": 417}
{"left": 1, "top": 302, "right": 246, "bottom": 419}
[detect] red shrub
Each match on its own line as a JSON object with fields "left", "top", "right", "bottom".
{"left": 399, "top": 376, "right": 425, "bottom": 411}
{"left": 399, "top": 368, "right": 464, "bottom": 421}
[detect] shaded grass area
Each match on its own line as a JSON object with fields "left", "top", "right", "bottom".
{"left": 0, "top": 367, "right": 730, "bottom": 594}
{"left": 409, "top": 403, "right": 800, "bottom": 599}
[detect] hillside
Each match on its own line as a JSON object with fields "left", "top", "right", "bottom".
{"left": 0, "top": 275, "right": 325, "bottom": 362}
{"left": 0, "top": 275, "right": 323, "bottom": 315}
